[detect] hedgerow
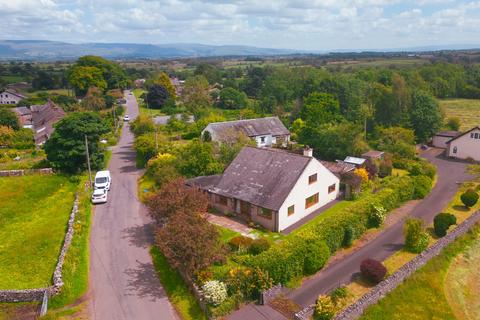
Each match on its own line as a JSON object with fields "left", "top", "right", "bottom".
{"left": 249, "top": 174, "right": 432, "bottom": 284}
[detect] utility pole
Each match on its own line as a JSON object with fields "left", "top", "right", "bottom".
{"left": 113, "top": 103, "right": 117, "bottom": 132}
{"left": 85, "top": 135, "right": 93, "bottom": 188}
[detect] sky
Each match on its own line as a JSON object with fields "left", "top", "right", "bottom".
{"left": 1, "top": 0, "right": 480, "bottom": 50}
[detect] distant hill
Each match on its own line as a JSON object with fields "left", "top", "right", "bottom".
{"left": 0, "top": 40, "right": 302, "bottom": 60}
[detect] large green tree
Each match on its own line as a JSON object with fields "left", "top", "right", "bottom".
{"left": 409, "top": 90, "right": 443, "bottom": 142}
{"left": 298, "top": 123, "right": 368, "bottom": 160}
{"left": 218, "top": 87, "right": 248, "bottom": 109}
{"left": 45, "top": 112, "right": 109, "bottom": 173}
{"left": 68, "top": 66, "right": 107, "bottom": 96}
{"left": 0, "top": 108, "right": 20, "bottom": 130}
{"left": 300, "top": 92, "right": 342, "bottom": 126}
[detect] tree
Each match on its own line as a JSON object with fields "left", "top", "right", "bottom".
{"left": 374, "top": 127, "right": 416, "bottom": 159}
{"left": 301, "top": 92, "right": 342, "bottom": 126}
{"left": 433, "top": 213, "right": 457, "bottom": 237}
{"left": 155, "top": 210, "right": 225, "bottom": 278}
{"left": 146, "top": 84, "right": 170, "bottom": 109}
{"left": 409, "top": 90, "right": 443, "bottom": 142}
{"left": 0, "top": 125, "right": 14, "bottom": 147}
{"left": 218, "top": 87, "right": 248, "bottom": 109}
{"left": 182, "top": 75, "right": 212, "bottom": 114}
{"left": 0, "top": 108, "right": 20, "bottom": 130}
{"left": 146, "top": 153, "right": 180, "bottom": 187}
{"left": 175, "top": 140, "right": 223, "bottom": 177}
{"left": 461, "top": 189, "right": 479, "bottom": 208}
{"left": 130, "top": 114, "right": 155, "bottom": 136}
{"left": 298, "top": 123, "right": 368, "bottom": 161}
{"left": 446, "top": 117, "right": 461, "bottom": 131}
{"left": 146, "top": 178, "right": 209, "bottom": 223}
{"left": 44, "top": 112, "right": 109, "bottom": 173}
{"left": 153, "top": 72, "right": 176, "bottom": 100}
{"left": 314, "top": 295, "right": 336, "bottom": 320}
{"left": 360, "top": 259, "right": 387, "bottom": 283}
{"left": 403, "top": 218, "right": 429, "bottom": 253}
{"left": 81, "top": 87, "right": 106, "bottom": 111}
{"left": 76, "top": 55, "right": 129, "bottom": 90}
{"left": 68, "top": 66, "right": 107, "bottom": 96}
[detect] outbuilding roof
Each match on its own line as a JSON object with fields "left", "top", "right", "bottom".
{"left": 435, "top": 131, "right": 461, "bottom": 138}
{"left": 361, "top": 150, "right": 385, "bottom": 159}
{"left": 344, "top": 156, "right": 366, "bottom": 166}
{"left": 204, "top": 117, "right": 290, "bottom": 141}
{"left": 189, "top": 146, "right": 312, "bottom": 211}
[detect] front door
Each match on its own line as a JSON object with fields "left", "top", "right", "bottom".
{"left": 240, "top": 200, "right": 251, "bottom": 218}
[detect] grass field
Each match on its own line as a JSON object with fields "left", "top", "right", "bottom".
{"left": 150, "top": 247, "right": 207, "bottom": 320}
{"left": 440, "top": 99, "right": 480, "bottom": 131}
{"left": 0, "top": 175, "right": 77, "bottom": 289}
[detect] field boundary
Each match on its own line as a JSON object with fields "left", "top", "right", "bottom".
{"left": 0, "top": 168, "right": 53, "bottom": 177}
{"left": 294, "top": 210, "right": 480, "bottom": 320}
{"left": 0, "top": 194, "right": 79, "bottom": 302}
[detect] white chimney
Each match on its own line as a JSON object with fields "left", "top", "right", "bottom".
{"left": 303, "top": 146, "right": 313, "bottom": 157}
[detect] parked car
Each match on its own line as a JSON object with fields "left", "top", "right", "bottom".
{"left": 94, "top": 170, "right": 111, "bottom": 191}
{"left": 91, "top": 188, "right": 108, "bottom": 204}
{"left": 123, "top": 115, "right": 130, "bottom": 122}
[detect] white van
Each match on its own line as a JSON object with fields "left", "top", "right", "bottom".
{"left": 94, "top": 170, "right": 111, "bottom": 191}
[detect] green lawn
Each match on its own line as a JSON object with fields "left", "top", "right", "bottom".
{"left": 440, "top": 98, "right": 480, "bottom": 131}
{"left": 361, "top": 225, "right": 480, "bottom": 320}
{"left": 150, "top": 247, "right": 208, "bottom": 320}
{"left": 0, "top": 75, "right": 26, "bottom": 84}
{"left": 0, "top": 175, "right": 77, "bottom": 289}
{"left": 0, "top": 149, "right": 47, "bottom": 170}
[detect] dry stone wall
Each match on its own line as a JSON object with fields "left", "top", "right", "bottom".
{"left": 0, "top": 195, "right": 79, "bottom": 302}
{"left": 0, "top": 168, "right": 53, "bottom": 177}
{"left": 294, "top": 210, "right": 480, "bottom": 320}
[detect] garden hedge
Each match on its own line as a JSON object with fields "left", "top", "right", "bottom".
{"left": 250, "top": 174, "right": 432, "bottom": 284}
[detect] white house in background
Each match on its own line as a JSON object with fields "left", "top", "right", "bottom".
{"left": 0, "top": 89, "right": 26, "bottom": 105}
{"left": 446, "top": 126, "right": 480, "bottom": 161}
{"left": 201, "top": 117, "right": 290, "bottom": 147}
{"left": 187, "top": 146, "right": 339, "bottom": 232}
{"left": 432, "top": 131, "right": 461, "bottom": 149}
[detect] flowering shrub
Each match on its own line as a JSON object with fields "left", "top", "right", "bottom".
{"left": 368, "top": 205, "right": 387, "bottom": 228}
{"left": 354, "top": 168, "right": 369, "bottom": 183}
{"left": 202, "top": 280, "right": 228, "bottom": 306}
{"left": 314, "top": 295, "right": 336, "bottom": 320}
{"left": 227, "top": 267, "right": 272, "bottom": 300}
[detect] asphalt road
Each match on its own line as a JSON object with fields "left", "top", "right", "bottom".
{"left": 228, "top": 148, "right": 472, "bottom": 319}
{"left": 287, "top": 148, "right": 472, "bottom": 306}
{"left": 89, "top": 91, "right": 178, "bottom": 320}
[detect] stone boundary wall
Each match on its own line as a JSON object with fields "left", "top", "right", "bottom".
{"left": 260, "top": 285, "right": 283, "bottom": 305}
{"left": 0, "top": 195, "right": 79, "bottom": 302}
{"left": 294, "top": 210, "right": 480, "bottom": 320}
{"left": 0, "top": 168, "right": 53, "bottom": 177}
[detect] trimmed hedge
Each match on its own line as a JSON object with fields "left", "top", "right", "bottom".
{"left": 249, "top": 174, "right": 432, "bottom": 284}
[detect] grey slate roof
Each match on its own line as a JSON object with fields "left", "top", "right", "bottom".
{"left": 361, "top": 150, "right": 385, "bottom": 159}
{"left": 435, "top": 131, "right": 461, "bottom": 138}
{"left": 191, "top": 146, "right": 312, "bottom": 211}
{"left": 320, "top": 160, "right": 355, "bottom": 177}
{"left": 205, "top": 117, "right": 290, "bottom": 141}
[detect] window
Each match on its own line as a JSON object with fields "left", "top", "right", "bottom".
{"left": 260, "top": 136, "right": 266, "bottom": 143}
{"left": 305, "top": 193, "right": 319, "bottom": 209}
{"left": 453, "top": 146, "right": 458, "bottom": 154}
{"left": 260, "top": 207, "right": 272, "bottom": 219}
{"left": 288, "top": 205, "right": 295, "bottom": 216}
{"left": 472, "top": 133, "right": 475, "bottom": 139}
{"left": 475, "top": 133, "right": 479, "bottom": 139}
{"left": 328, "top": 184, "right": 336, "bottom": 194}
{"left": 308, "top": 173, "right": 317, "bottom": 185}
{"left": 217, "top": 195, "right": 228, "bottom": 206}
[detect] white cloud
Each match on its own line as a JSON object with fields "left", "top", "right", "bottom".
{"left": 0, "top": 0, "right": 479, "bottom": 50}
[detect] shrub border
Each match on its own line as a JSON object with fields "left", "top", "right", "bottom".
{"left": 294, "top": 210, "right": 480, "bottom": 320}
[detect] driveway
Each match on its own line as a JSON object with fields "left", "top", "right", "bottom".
{"left": 89, "top": 91, "right": 178, "bottom": 320}
{"left": 228, "top": 148, "right": 472, "bottom": 319}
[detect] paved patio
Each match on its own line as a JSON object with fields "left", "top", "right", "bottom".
{"left": 206, "top": 213, "right": 253, "bottom": 235}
